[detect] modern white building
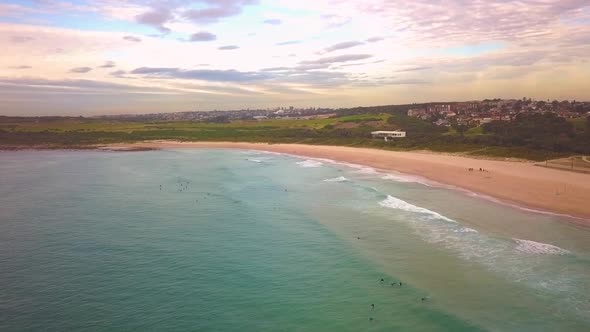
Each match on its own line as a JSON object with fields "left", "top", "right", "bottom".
{"left": 371, "top": 130, "right": 406, "bottom": 141}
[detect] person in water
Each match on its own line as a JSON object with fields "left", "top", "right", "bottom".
{"left": 399, "top": 282, "right": 402, "bottom": 286}
{"left": 371, "top": 304, "right": 375, "bottom": 309}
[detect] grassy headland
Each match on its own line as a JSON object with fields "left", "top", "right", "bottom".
{"left": 1, "top": 105, "right": 589, "bottom": 161}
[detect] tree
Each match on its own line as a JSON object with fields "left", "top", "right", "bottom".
{"left": 451, "top": 120, "right": 468, "bottom": 137}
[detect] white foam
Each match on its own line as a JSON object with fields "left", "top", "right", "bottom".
{"left": 353, "top": 166, "right": 378, "bottom": 174}
{"left": 379, "top": 195, "right": 455, "bottom": 222}
{"left": 247, "top": 150, "right": 584, "bottom": 221}
{"left": 454, "top": 227, "right": 478, "bottom": 233}
{"left": 513, "top": 239, "right": 570, "bottom": 255}
{"left": 296, "top": 160, "right": 323, "bottom": 168}
{"left": 381, "top": 173, "right": 417, "bottom": 183}
{"left": 247, "top": 158, "right": 263, "bottom": 163}
{"left": 323, "top": 176, "right": 348, "bottom": 182}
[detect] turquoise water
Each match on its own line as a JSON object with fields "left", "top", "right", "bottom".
{"left": 1, "top": 149, "right": 589, "bottom": 331}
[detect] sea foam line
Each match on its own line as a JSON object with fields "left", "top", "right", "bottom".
{"left": 323, "top": 176, "right": 348, "bottom": 182}
{"left": 513, "top": 239, "right": 570, "bottom": 255}
{"left": 296, "top": 159, "right": 323, "bottom": 168}
{"left": 241, "top": 149, "right": 586, "bottom": 221}
{"left": 379, "top": 195, "right": 456, "bottom": 223}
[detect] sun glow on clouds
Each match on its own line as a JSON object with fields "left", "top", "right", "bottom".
{"left": 0, "top": 0, "right": 589, "bottom": 115}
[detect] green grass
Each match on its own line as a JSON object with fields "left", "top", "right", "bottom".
{"left": 1, "top": 112, "right": 585, "bottom": 161}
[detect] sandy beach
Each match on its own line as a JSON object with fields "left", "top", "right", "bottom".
{"left": 103, "top": 141, "right": 590, "bottom": 224}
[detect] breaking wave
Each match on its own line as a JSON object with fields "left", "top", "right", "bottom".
{"left": 323, "top": 176, "right": 348, "bottom": 182}
{"left": 513, "top": 239, "right": 571, "bottom": 255}
{"left": 379, "top": 195, "right": 455, "bottom": 222}
{"left": 296, "top": 160, "right": 323, "bottom": 168}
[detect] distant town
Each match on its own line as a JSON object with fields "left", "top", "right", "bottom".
{"left": 95, "top": 98, "right": 590, "bottom": 127}
{"left": 405, "top": 99, "right": 590, "bottom": 127}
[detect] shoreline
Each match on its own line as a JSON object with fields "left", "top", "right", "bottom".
{"left": 5, "top": 140, "right": 590, "bottom": 225}
{"left": 103, "top": 141, "right": 590, "bottom": 225}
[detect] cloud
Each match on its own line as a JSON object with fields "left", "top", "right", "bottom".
{"left": 135, "top": 7, "right": 172, "bottom": 33}
{"left": 190, "top": 31, "right": 217, "bottom": 42}
{"left": 395, "top": 66, "right": 431, "bottom": 72}
{"left": 99, "top": 61, "right": 116, "bottom": 68}
{"left": 336, "top": 59, "right": 386, "bottom": 68}
{"left": 321, "top": 14, "right": 352, "bottom": 28}
{"left": 183, "top": 0, "right": 258, "bottom": 24}
{"left": 8, "top": 65, "right": 32, "bottom": 69}
{"left": 354, "top": 0, "right": 590, "bottom": 47}
{"left": 10, "top": 36, "right": 35, "bottom": 43}
{"left": 260, "top": 67, "right": 292, "bottom": 72}
{"left": 70, "top": 67, "right": 93, "bottom": 73}
{"left": 323, "top": 41, "right": 364, "bottom": 53}
{"left": 276, "top": 40, "right": 301, "bottom": 46}
{"left": 294, "top": 63, "right": 331, "bottom": 70}
{"left": 366, "top": 37, "right": 384, "bottom": 43}
{"left": 128, "top": 64, "right": 360, "bottom": 87}
{"left": 383, "top": 78, "right": 430, "bottom": 85}
{"left": 123, "top": 35, "right": 142, "bottom": 42}
{"left": 0, "top": 77, "right": 175, "bottom": 94}
{"left": 218, "top": 45, "right": 239, "bottom": 50}
{"left": 0, "top": 3, "right": 37, "bottom": 17}
{"left": 263, "top": 19, "right": 282, "bottom": 25}
{"left": 300, "top": 54, "right": 373, "bottom": 65}
{"left": 129, "top": 67, "right": 271, "bottom": 82}
{"left": 110, "top": 70, "right": 127, "bottom": 78}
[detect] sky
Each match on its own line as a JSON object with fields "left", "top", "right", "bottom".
{"left": 1, "top": 0, "right": 589, "bottom": 116}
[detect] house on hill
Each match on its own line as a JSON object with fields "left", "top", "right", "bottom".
{"left": 371, "top": 130, "right": 406, "bottom": 141}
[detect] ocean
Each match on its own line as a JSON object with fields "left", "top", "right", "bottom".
{"left": 1, "top": 149, "right": 589, "bottom": 331}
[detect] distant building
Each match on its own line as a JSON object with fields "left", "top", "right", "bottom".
{"left": 407, "top": 108, "right": 426, "bottom": 117}
{"left": 427, "top": 104, "right": 454, "bottom": 113}
{"left": 371, "top": 130, "right": 406, "bottom": 141}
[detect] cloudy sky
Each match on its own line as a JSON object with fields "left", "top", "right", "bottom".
{"left": 1, "top": 0, "right": 589, "bottom": 115}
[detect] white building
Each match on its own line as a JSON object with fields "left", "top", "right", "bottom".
{"left": 371, "top": 130, "right": 406, "bottom": 141}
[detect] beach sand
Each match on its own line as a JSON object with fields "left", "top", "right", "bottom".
{"left": 103, "top": 141, "right": 590, "bottom": 224}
